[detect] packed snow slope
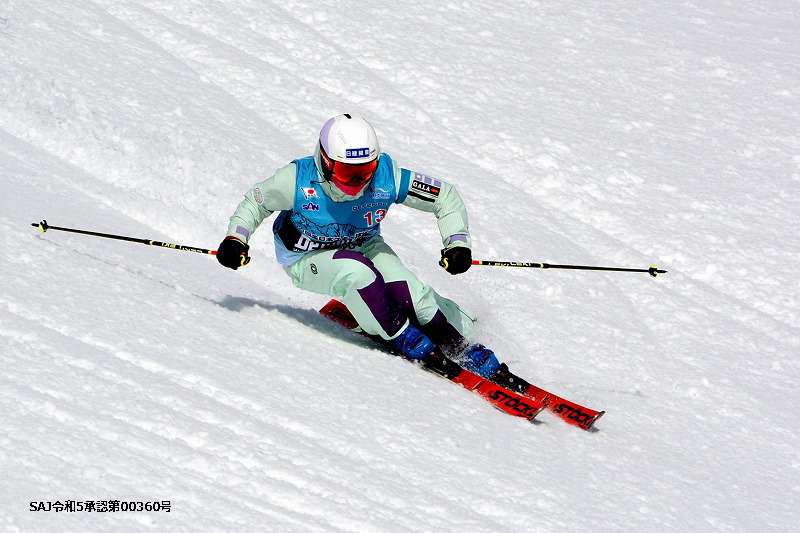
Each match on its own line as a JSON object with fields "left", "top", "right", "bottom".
{"left": 2, "top": 1, "right": 798, "bottom": 531}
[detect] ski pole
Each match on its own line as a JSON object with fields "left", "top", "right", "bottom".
{"left": 471, "top": 260, "right": 667, "bottom": 277}
{"left": 30, "top": 220, "right": 218, "bottom": 256}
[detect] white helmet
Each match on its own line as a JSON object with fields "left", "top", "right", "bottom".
{"left": 317, "top": 114, "right": 380, "bottom": 195}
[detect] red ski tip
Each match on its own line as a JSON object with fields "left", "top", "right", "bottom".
{"left": 585, "top": 411, "right": 605, "bottom": 431}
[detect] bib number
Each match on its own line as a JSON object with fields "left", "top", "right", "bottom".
{"left": 363, "top": 209, "right": 387, "bottom": 227}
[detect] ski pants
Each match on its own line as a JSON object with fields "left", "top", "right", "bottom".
{"left": 284, "top": 237, "right": 475, "bottom": 346}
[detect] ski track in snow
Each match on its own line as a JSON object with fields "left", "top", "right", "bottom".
{"left": 2, "top": 1, "right": 799, "bottom": 531}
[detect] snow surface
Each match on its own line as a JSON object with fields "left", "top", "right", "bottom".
{"left": 2, "top": 1, "right": 799, "bottom": 531}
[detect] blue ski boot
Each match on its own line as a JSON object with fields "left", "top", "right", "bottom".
{"left": 454, "top": 344, "right": 530, "bottom": 392}
{"left": 460, "top": 343, "right": 501, "bottom": 378}
{"left": 390, "top": 323, "right": 436, "bottom": 360}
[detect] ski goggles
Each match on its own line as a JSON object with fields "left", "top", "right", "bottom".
{"left": 320, "top": 147, "right": 379, "bottom": 187}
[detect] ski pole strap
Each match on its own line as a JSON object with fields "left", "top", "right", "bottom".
{"left": 471, "top": 260, "right": 667, "bottom": 277}
{"left": 31, "top": 220, "right": 217, "bottom": 255}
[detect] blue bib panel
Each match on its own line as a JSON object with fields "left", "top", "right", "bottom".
{"left": 273, "top": 154, "right": 398, "bottom": 264}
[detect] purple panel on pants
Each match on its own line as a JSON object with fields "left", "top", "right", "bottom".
{"left": 333, "top": 250, "right": 381, "bottom": 276}
{"left": 333, "top": 250, "right": 406, "bottom": 337}
{"left": 387, "top": 280, "right": 464, "bottom": 349}
{"left": 386, "top": 280, "right": 415, "bottom": 316}
{"left": 423, "top": 310, "right": 465, "bottom": 351}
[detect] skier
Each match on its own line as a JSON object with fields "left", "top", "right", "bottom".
{"left": 216, "top": 114, "right": 527, "bottom": 391}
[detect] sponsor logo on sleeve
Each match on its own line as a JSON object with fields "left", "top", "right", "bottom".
{"left": 302, "top": 202, "right": 320, "bottom": 211}
{"left": 253, "top": 187, "right": 264, "bottom": 204}
{"left": 411, "top": 176, "right": 441, "bottom": 197}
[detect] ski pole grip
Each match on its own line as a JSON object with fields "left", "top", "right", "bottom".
{"left": 32, "top": 220, "right": 50, "bottom": 233}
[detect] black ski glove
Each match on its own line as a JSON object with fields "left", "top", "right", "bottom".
{"left": 439, "top": 247, "right": 472, "bottom": 275}
{"left": 216, "top": 236, "right": 251, "bottom": 270}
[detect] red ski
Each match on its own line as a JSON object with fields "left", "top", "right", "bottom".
{"left": 320, "top": 299, "right": 603, "bottom": 430}
{"left": 523, "top": 386, "right": 604, "bottom": 431}
{"left": 320, "top": 299, "right": 546, "bottom": 423}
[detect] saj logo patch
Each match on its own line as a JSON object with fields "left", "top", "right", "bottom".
{"left": 372, "top": 187, "right": 391, "bottom": 200}
{"left": 302, "top": 202, "right": 320, "bottom": 211}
